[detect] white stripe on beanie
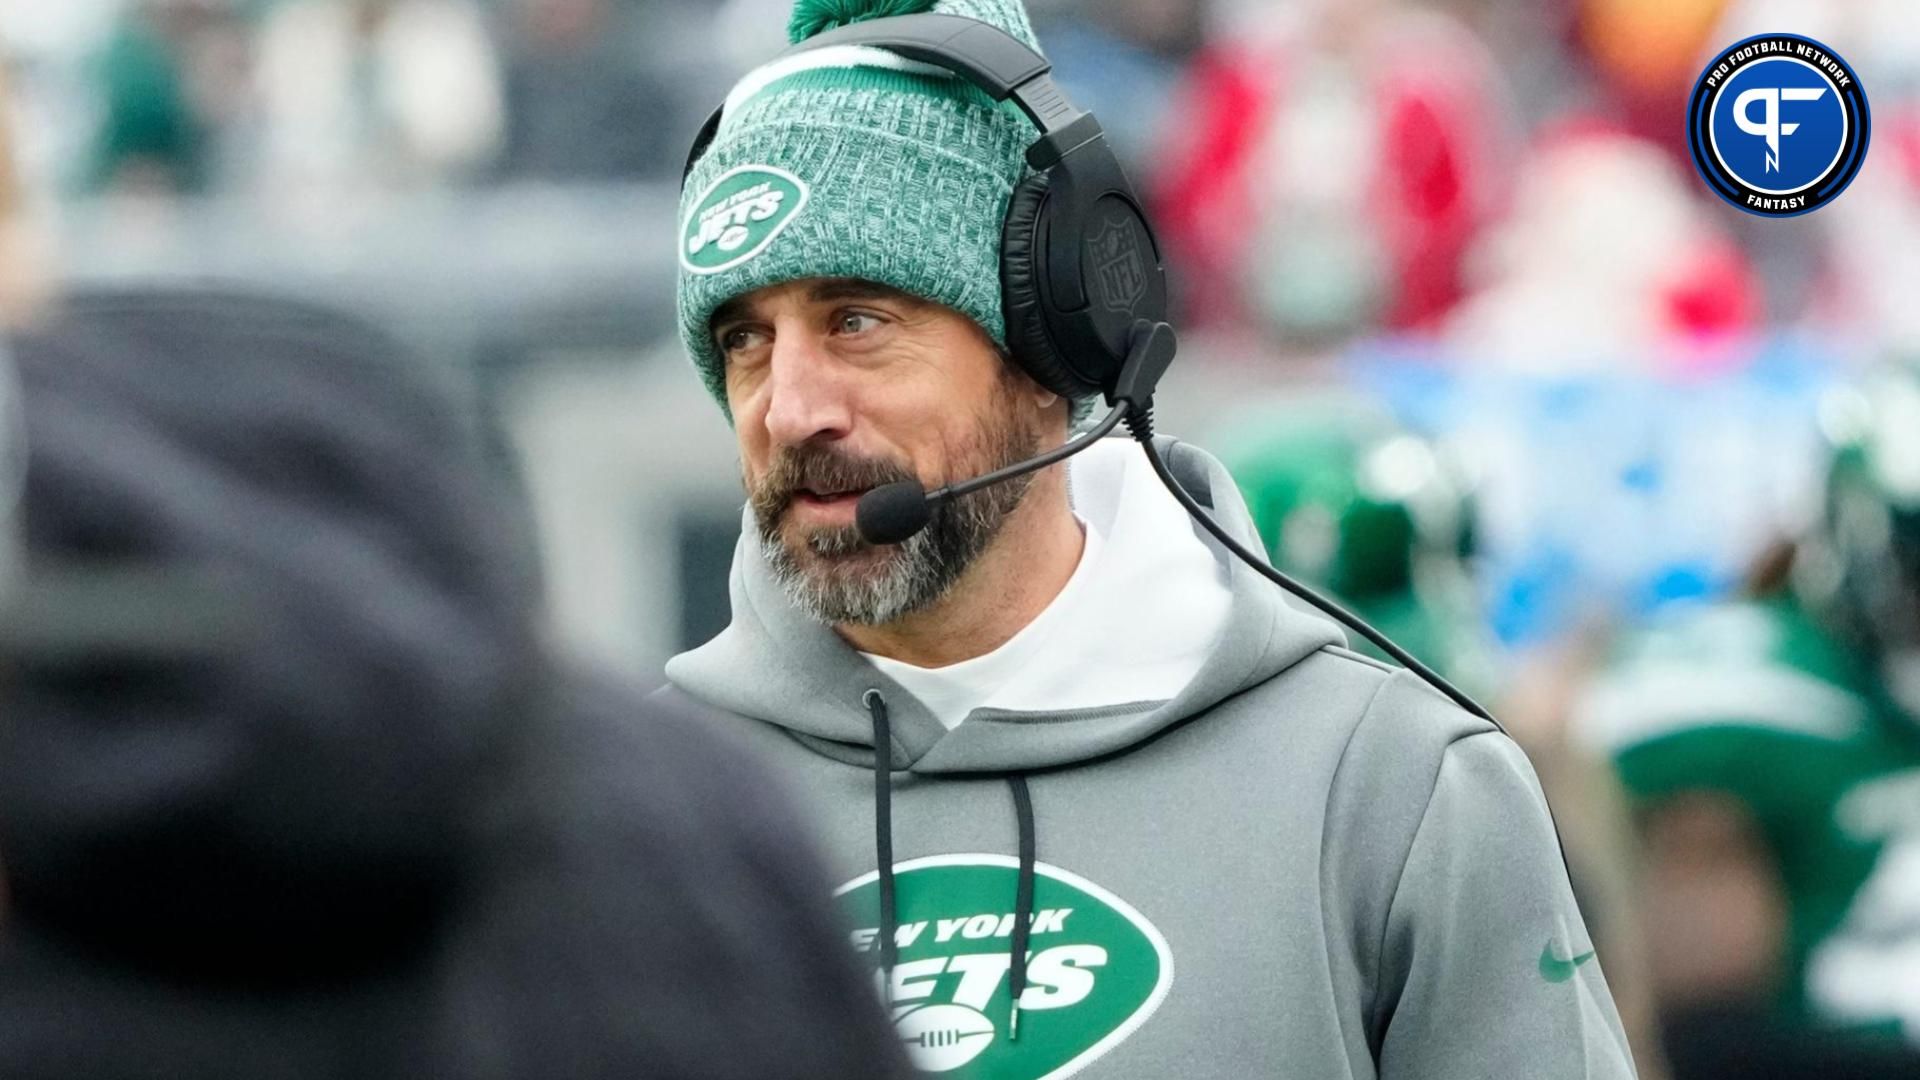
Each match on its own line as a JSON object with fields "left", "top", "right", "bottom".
{"left": 720, "top": 44, "right": 956, "bottom": 131}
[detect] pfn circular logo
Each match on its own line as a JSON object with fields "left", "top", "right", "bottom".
{"left": 1687, "top": 34, "right": 1869, "bottom": 217}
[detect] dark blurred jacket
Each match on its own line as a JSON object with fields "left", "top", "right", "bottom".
{"left": 0, "top": 288, "right": 908, "bottom": 1080}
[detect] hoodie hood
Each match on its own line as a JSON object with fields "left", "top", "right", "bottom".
{"left": 666, "top": 436, "right": 1344, "bottom": 773}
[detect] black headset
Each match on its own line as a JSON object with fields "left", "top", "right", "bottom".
{"left": 681, "top": 12, "right": 1168, "bottom": 408}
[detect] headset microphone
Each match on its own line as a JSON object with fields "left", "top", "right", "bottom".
{"left": 853, "top": 481, "right": 936, "bottom": 547}
{"left": 854, "top": 403, "right": 1127, "bottom": 545}
{"left": 854, "top": 322, "right": 1174, "bottom": 547}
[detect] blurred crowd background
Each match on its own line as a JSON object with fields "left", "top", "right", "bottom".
{"left": 7, "top": 0, "right": 1917, "bottom": 669}
{"left": 5, "top": 0, "right": 1920, "bottom": 1077}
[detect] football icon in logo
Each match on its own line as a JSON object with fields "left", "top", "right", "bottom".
{"left": 894, "top": 1003, "right": 996, "bottom": 1072}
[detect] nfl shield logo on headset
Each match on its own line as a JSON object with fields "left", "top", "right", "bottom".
{"left": 1089, "top": 217, "right": 1146, "bottom": 313}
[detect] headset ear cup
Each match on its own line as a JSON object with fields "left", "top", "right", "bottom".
{"left": 1000, "top": 172, "right": 1096, "bottom": 401}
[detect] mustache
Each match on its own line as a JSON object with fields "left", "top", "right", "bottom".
{"left": 748, "top": 444, "right": 918, "bottom": 530}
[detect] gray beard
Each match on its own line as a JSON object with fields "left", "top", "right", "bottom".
{"left": 747, "top": 375, "right": 1046, "bottom": 627}
{"left": 759, "top": 469, "right": 1034, "bottom": 626}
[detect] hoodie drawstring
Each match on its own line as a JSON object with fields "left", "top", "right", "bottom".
{"left": 1007, "top": 774, "right": 1036, "bottom": 1041}
{"left": 865, "top": 690, "right": 899, "bottom": 978}
{"left": 864, "top": 690, "right": 1039, "bottom": 1043}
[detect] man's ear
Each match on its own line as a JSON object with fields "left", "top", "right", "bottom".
{"left": 1008, "top": 360, "right": 1077, "bottom": 445}
{"left": 1001, "top": 361, "right": 1067, "bottom": 435}
{"left": 990, "top": 338, "right": 1061, "bottom": 415}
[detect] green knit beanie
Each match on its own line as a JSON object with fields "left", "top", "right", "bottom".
{"left": 676, "top": 0, "right": 1089, "bottom": 424}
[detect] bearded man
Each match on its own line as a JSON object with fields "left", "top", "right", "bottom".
{"left": 658, "top": 1, "right": 1636, "bottom": 1076}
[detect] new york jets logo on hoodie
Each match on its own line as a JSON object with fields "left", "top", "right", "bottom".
{"left": 838, "top": 855, "right": 1173, "bottom": 1078}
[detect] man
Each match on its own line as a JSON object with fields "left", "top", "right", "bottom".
{"left": 659, "top": 0, "right": 1636, "bottom": 1076}
{"left": 1579, "top": 364, "right": 1920, "bottom": 1079}
{"left": 0, "top": 286, "right": 908, "bottom": 1080}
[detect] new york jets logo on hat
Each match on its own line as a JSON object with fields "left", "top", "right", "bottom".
{"left": 680, "top": 164, "right": 810, "bottom": 275}
{"left": 836, "top": 855, "right": 1174, "bottom": 1079}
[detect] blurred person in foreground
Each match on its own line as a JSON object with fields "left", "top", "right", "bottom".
{"left": 658, "top": 0, "right": 1634, "bottom": 1075}
{"left": 1578, "top": 364, "right": 1920, "bottom": 1079}
{"left": 0, "top": 283, "right": 908, "bottom": 1079}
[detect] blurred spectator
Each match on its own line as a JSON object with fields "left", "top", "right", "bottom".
{"left": 83, "top": 0, "right": 250, "bottom": 197}
{"left": 86, "top": 2, "right": 201, "bottom": 194}
{"left": 1445, "top": 126, "right": 1762, "bottom": 375}
{"left": 1151, "top": 0, "right": 1511, "bottom": 344}
{"left": 1731, "top": 0, "right": 1920, "bottom": 355}
{"left": 1028, "top": 0, "right": 1212, "bottom": 171}
{"left": 1574, "top": 0, "right": 1733, "bottom": 157}
{"left": 493, "top": 0, "right": 672, "bottom": 182}
{"left": 0, "top": 286, "right": 910, "bottom": 1080}
{"left": 1818, "top": 114, "right": 1920, "bottom": 358}
{"left": 0, "top": 66, "right": 51, "bottom": 326}
{"left": 1576, "top": 364, "right": 1920, "bottom": 1078}
{"left": 0, "top": 68, "right": 23, "bottom": 642}
{"left": 251, "top": 0, "right": 504, "bottom": 193}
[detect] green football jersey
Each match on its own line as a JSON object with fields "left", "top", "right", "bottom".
{"left": 1582, "top": 595, "right": 1920, "bottom": 1042}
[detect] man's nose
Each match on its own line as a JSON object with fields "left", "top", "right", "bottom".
{"left": 761, "top": 333, "right": 854, "bottom": 449}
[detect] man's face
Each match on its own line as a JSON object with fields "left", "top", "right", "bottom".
{"left": 713, "top": 277, "right": 1057, "bottom": 625}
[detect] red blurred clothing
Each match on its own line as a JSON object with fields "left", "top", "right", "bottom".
{"left": 1151, "top": 9, "right": 1509, "bottom": 337}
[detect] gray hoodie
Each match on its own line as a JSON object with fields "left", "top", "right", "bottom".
{"left": 663, "top": 436, "right": 1636, "bottom": 1079}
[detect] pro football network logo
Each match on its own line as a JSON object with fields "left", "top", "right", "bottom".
{"left": 1686, "top": 33, "right": 1869, "bottom": 217}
